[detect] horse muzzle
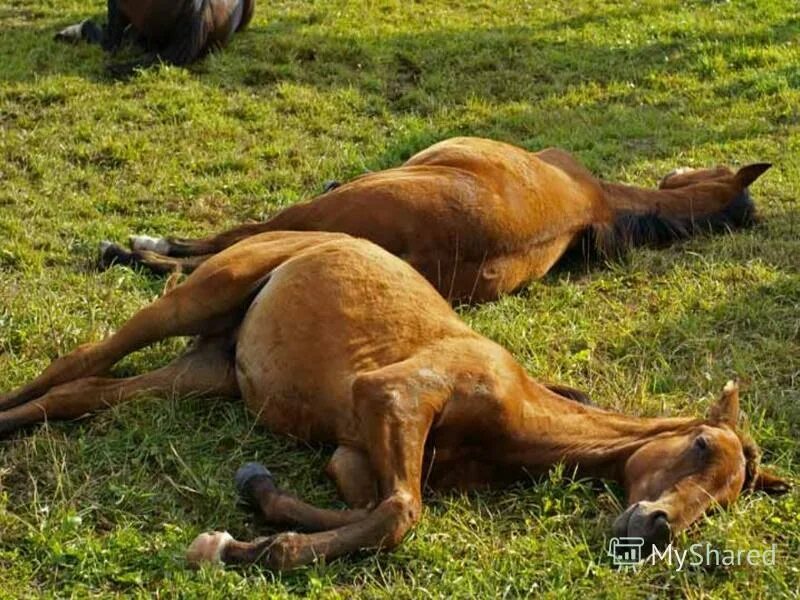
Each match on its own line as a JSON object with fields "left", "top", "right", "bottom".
{"left": 612, "top": 502, "right": 671, "bottom": 558}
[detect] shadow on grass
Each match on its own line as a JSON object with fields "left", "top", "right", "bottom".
{"left": 1, "top": 8, "right": 792, "bottom": 188}
{"left": 223, "top": 16, "right": 799, "bottom": 98}
{"left": 594, "top": 269, "right": 800, "bottom": 441}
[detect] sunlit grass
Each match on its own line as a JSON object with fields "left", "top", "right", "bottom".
{"left": 1, "top": 0, "right": 798, "bottom": 596}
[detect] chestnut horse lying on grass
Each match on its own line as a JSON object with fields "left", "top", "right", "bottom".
{"left": 55, "top": 0, "right": 254, "bottom": 74}
{"left": 101, "top": 137, "right": 771, "bottom": 303}
{"left": 1, "top": 232, "right": 788, "bottom": 568}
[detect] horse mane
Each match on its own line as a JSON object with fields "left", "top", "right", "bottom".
{"left": 584, "top": 188, "right": 758, "bottom": 259}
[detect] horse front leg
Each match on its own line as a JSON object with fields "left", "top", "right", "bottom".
{"left": 54, "top": 20, "right": 105, "bottom": 45}
{"left": 128, "top": 222, "right": 276, "bottom": 259}
{"left": 188, "top": 361, "right": 448, "bottom": 569}
{"left": 54, "top": 0, "right": 129, "bottom": 48}
{"left": 102, "top": 0, "right": 131, "bottom": 52}
{"left": 106, "top": 3, "right": 208, "bottom": 76}
{"left": 232, "top": 445, "right": 378, "bottom": 530}
{"left": 234, "top": 462, "right": 372, "bottom": 532}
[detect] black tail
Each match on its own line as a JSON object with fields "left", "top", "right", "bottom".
{"left": 585, "top": 189, "right": 758, "bottom": 259}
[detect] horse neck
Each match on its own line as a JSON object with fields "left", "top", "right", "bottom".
{"left": 599, "top": 179, "right": 734, "bottom": 218}
{"left": 504, "top": 380, "right": 701, "bottom": 481}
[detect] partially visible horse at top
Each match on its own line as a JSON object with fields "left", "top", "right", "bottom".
{"left": 101, "top": 137, "right": 771, "bottom": 303}
{"left": 0, "top": 232, "right": 788, "bottom": 569}
{"left": 55, "top": 0, "right": 255, "bottom": 74}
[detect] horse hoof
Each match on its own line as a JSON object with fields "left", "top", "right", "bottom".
{"left": 55, "top": 20, "right": 103, "bottom": 44}
{"left": 98, "top": 241, "right": 131, "bottom": 270}
{"left": 186, "top": 531, "right": 233, "bottom": 567}
{"left": 322, "top": 180, "right": 341, "bottom": 193}
{"left": 235, "top": 462, "right": 275, "bottom": 504}
{"left": 129, "top": 234, "right": 170, "bottom": 254}
{"left": 54, "top": 22, "right": 85, "bottom": 43}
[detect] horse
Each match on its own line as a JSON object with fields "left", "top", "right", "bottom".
{"left": 100, "top": 137, "right": 771, "bottom": 303}
{"left": 1, "top": 232, "right": 787, "bottom": 569}
{"left": 54, "top": 0, "right": 255, "bottom": 73}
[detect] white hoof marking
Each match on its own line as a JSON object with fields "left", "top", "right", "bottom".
{"left": 130, "top": 234, "right": 170, "bottom": 254}
{"left": 185, "top": 531, "right": 234, "bottom": 567}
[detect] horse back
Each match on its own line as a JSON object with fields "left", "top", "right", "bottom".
{"left": 405, "top": 137, "right": 612, "bottom": 234}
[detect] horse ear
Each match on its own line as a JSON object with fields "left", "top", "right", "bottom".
{"left": 708, "top": 380, "right": 740, "bottom": 425}
{"left": 750, "top": 468, "right": 791, "bottom": 495}
{"left": 735, "top": 163, "right": 772, "bottom": 188}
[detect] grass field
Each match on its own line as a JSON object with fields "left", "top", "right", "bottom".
{"left": 1, "top": 0, "right": 799, "bottom": 597}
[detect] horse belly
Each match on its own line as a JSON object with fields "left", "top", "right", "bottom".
{"left": 233, "top": 269, "right": 358, "bottom": 444}
{"left": 235, "top": 326, "right": 353, "bottom": 443}
{"left": 233, "top": 238, "right": 460, "bottom": 444}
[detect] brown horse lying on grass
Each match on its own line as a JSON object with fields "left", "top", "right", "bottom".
{"left": 55, "top": 0, "right": 254, "bottom": 74}
{"left": 101, "top": 137, "right": 771, "bottom": 303}
{"left": 1, "top": 232, "right": 788, "bottom": 569}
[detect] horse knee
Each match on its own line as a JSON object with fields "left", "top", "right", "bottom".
{"left": 326, "top": 446, "right": 378, "bottom": 509}
{"left": 263, "top": 532, "right": 305, "bottom": 570}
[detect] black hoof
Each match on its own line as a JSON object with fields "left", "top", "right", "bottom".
{"left": 235, "top": 462, "right": 276, "bottom": 505}
{"left": 322, "top": 180, "right": 341, "bottom": 193}
{"left": 98, "top": 241, "right": 133, "bottom": 270}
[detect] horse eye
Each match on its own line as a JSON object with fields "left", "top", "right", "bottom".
{"left": 694, "top": 436, "right": 710, "bottom": 452}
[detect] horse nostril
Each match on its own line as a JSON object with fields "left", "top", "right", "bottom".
{"left": 649, "top": 510, "right": 668, "bottom": 527}
{"left": 644, "top": 511, "right": 671, "bottom": 554}
{"left": 621, "top": 505, "right": 671, "bottom": 557}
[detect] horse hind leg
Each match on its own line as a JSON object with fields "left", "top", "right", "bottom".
{"left": 129, "top": 220, "right": 281, "bottom": 259}
{"left": 122, "top": 224, "right": 268, "bottom": 261}
{"left": 5, "top": 233, "right": 338, "bottom": 414}
{"left": 0, "top": 336, "right": 238, "bottom": 437}
{"left": 98, "top": 241, "right": 209, "bottom": 275}
{"left": 1, "top": 247, "right": 273, "bottom": 412}
{"left": 129, "top": 234, "right": 218, "bottom": 259}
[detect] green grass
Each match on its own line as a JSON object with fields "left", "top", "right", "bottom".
{"left": 1, "top": 0, "right": 799, "bottom": 597}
